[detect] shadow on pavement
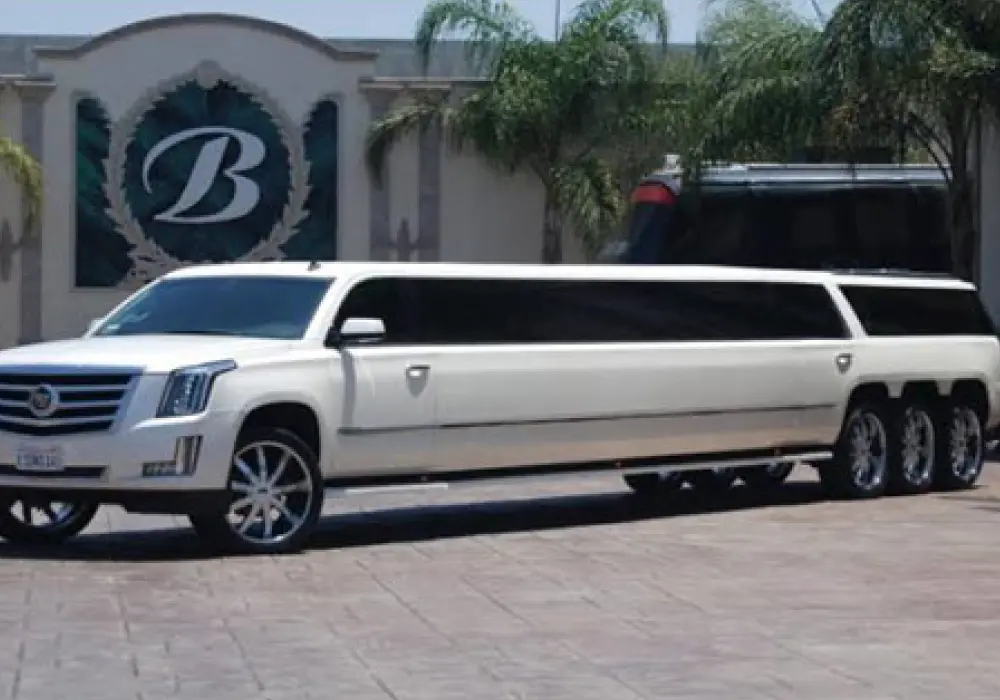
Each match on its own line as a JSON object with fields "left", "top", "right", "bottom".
{"left": 0, "top": 479, "right": 834, "bottom": 563}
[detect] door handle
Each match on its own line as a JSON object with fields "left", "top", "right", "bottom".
{"left": 835, "top": 353, "right": 853, "bottom": 373}
{"left": 405, "top": 364, "right": 430, "bottom": 379}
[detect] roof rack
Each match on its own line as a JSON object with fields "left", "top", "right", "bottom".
{"left": 651, "top": 158, "right": 948, "bottom": 186}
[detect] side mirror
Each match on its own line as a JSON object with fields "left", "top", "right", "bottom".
{"left": 84, "top": 318, "right": 103, "bottom": 336}
{"left": 331, "top": 317, "right": 386, "bottom": 346}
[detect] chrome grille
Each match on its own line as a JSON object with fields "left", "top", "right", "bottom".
{"left": 0, "top": 370, "right": 136, "bottom": 436}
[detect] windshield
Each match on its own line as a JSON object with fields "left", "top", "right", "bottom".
{"left": 95, "top": 275, "right": 333, "bottom": 339}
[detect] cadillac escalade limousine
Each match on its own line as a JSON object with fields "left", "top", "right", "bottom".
{"left": 0, "top": 261, "right": 996, "bottom": 555}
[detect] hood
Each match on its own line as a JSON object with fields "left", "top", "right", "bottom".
{"left": 0, "top": 335, "right": 300, "bottom": 374}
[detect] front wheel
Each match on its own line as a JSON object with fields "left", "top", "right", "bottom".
{"left": 935, "top": 400, "right": 986, "bottom": 491}
{"left": 190, "top": 426, "right": 324, "bottom": 555}
{"left": 0, "top": 496, "right": 99, "bottom": 546}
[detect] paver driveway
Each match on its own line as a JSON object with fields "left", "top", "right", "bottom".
{"left": 2, "top": 466, "right": 1000, "bottom": 700}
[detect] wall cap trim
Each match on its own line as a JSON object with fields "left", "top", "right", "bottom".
{"left": 358, "top": 76, "right": 489, "bottom": 93}
{"left": 33, "top": 12, "right": 379, "bottom": 63}
{"left": 0, "top": 75, "right": 56, "bottom": 94}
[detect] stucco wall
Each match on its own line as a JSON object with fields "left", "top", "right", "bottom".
{"left": 439, "top": 149, "right": 585, "bottom": 264}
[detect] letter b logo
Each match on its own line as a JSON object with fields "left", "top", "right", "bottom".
{"left": 143, "top": 126, "right": 267, "bottom": 225}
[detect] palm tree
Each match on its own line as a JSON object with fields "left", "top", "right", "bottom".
{"left": 365, "top": 0, "right": 671, "bottom": 262}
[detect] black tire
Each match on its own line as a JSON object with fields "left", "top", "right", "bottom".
{"left": 819, "top": 401, "right": 890, "bottom": 500}
{"left": 739, "top": 463, "right": 794, "bottom": 492}
{"left": 0, "top": 497, "right": 99, "bottom": 546}
{"left": 189, "top": 426, "right": 324, "bottom": 555}
{"left": 623, "top": 472, "right": 683, "bottom": 499}
{"left": 887, "top": 399, "right": 937, "bottom": 496}
{"left": 686, "top": 467, "right": 738, "bottom": 494}
{"left": 934, "top": 398, "right": 986, "bottom": 491}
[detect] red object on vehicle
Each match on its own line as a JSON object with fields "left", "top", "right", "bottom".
{"left": 630, "top": 183, "right": 677, "bottom": 205}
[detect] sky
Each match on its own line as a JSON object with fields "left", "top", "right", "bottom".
{"left": 4, "top": 0, "right": 843, "bottom": 41}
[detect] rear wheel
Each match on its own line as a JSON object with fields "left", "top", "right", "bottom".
{"left": 623, "top": 472, "right": 683, "bottom": 499}
{"left": 0, "top": 496, "right": 98, "bottom": 546}
{"left": 887, "top": 400, "right": 937, "bottom": 495}
{"left": 819, "top": 401, "right": 889, "bottom": 499}
{"left": 935, "top": 399, "right": 986, "bottom": 491}
{"left": 189, "top": 426, "right": 324, "bottom": 555}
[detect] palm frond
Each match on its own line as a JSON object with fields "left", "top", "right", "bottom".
{"left": 365, "top": 100, "right": 454, "bottom": 185}
{"left": 701, "top": 0, "right": 820, "bottom": 73}
{"left": 414, "top": 0, "right": 535, "bottom": 73}
{"left": 0, "top": 137, "right": 42, "bottom": 234}
{"left": 692, "top": 0, "right": 827, "bottom": 163}
{"left": 818, "top": 0, "right": 1000, "bottom": 153}
{"left": 568, "top": 0, "right": 670, "bottom": 47}
{"left": 549, "top": 156, "right": 625, "bottom": 258}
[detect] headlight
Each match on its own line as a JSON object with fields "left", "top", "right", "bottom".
{"left": 156, "top": 360, "right": 237, "bottom": 418}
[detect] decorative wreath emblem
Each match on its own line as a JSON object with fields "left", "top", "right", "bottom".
{"left": 103, "top": 61, "right": 310, "bottom": 288}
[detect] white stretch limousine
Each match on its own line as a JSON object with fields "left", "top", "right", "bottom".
{"left": 0, "top": 262, "right": 995, "bottom": 554}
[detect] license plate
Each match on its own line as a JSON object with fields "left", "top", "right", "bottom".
{"left": 15, "top": 446, "right": 64, "bottom": 472}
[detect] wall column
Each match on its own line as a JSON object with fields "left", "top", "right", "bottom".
{"left": 416, "top": 92, "right": 444, "bottom": 262}
{"left": 17, "top": 82, "right": 54, "bottom": 344}
{"left": 365, "top": 89, "right": 397, "bottom": 261}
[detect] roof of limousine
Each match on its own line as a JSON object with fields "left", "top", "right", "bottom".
{"left": 161, "top": 261, "right": 975, "bottom": 290}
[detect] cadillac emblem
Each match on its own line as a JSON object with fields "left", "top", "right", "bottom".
{"left": 28, "top": 384, "right": 58, "bottom": 419}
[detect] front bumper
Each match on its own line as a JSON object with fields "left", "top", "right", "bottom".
{"left": 0, "top": 410, "right": 240, "bottom": 515}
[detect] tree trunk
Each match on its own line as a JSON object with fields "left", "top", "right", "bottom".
{"left": 542, "top": 194, "right": 563, "bottom": 263}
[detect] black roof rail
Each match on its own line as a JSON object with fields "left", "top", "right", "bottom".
{"left": 826, "top": 267, "right": 959, "bottom": 279}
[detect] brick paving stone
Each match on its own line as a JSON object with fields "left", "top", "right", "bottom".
{"left": 1, "top": 466, "right": 1000, "bottom": 699}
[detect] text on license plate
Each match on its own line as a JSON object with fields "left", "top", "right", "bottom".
{"left": 16, "top": 446, "right": 64, "bottom": 472}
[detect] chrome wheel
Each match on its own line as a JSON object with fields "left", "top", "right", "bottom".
{"left": 225, "top": 440, "right": 316, "bottom": 547}
{"left": 848, "top": 410, "right": 888, "bottom": 491}
{"left": 899, "top": 406, "right": 935, "bottom": 486}
{"left": 947, "top": 406, "right": 983, "bottom": 482}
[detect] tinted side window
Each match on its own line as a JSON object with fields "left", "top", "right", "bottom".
{"left": 645, "top": 281, "right": 846, "bottom": 341}
{"left": 410, "top": 278, "right": 847, "bottom": 344}
{"left": 334, "top": 277, "right": 415, "bottom": 343}
{"left": 850, "top": 186, "right": 910, "bottom": 269}
{"left": 674, "top": 188, "right": 751, "bottom": 265}
{"left": 745, "top": 188, "right": 859, "bottom": 270}
{"left": 904, "top": 187, "right": 952, "bottom": 273}
{"left": 840, "top": 285, "right": 997, "bottom": 336}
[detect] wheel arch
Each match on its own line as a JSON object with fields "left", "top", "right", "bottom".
{"left": 899, "top": 380, "right": 943, "bottom": 404}
{"left": 845, "top": 380, "right": 891, "bottom": 408}
{"left": 237, "top": 396, "right": 325, "bottom": 464}
{"left": 947, "top": 377, "right": 990, "bottom": 418}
